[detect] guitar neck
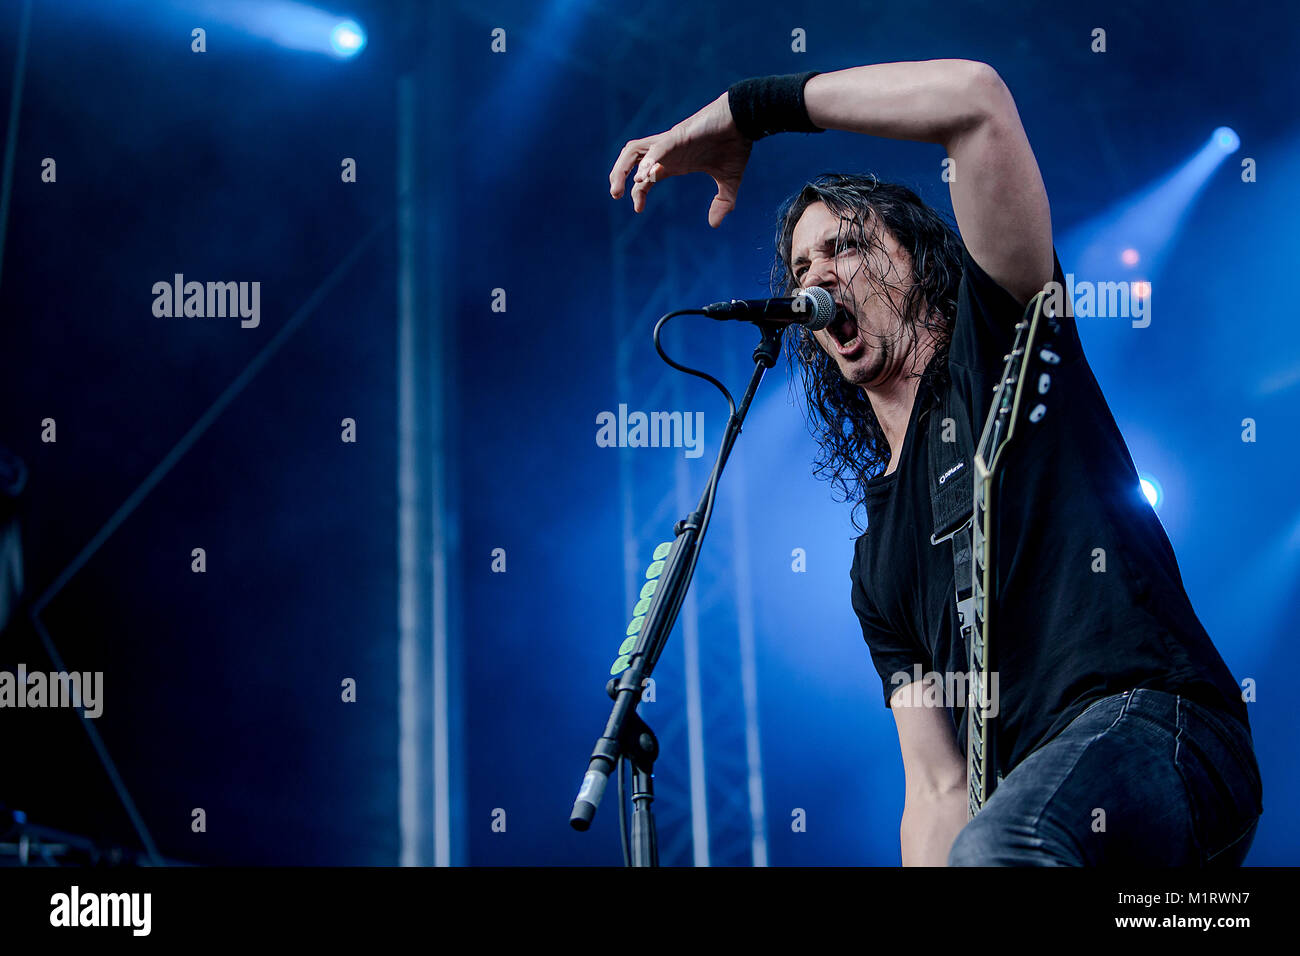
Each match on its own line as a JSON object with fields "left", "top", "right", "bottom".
{"left": 966, "top": 290, "right": 1058, "bottom": 820}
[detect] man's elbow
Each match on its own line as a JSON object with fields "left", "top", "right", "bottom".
{"left": 959, "top": 60, "right": 1017, "bottom": 127}
{"left": 929, "top": 60, "right": 1013, "bottom": 142}
{"left": 902, "top": 751, "right": 967, "bottom": 803}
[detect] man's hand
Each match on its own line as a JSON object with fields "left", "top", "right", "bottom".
{"left": 608, "top": 92, "right": 753, "bottom": 228}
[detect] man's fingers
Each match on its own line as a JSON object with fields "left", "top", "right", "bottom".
{"left": 708, "top": 177, "right": 739, "bottom": 227}
{"left": 609, "top": 139, "right": 649, "bottom": 198}
{"left": 708, "top": 195, "right": 734, "bottom": 228}
{"left": 634, "top": 147, "right": 663, "bottom": 184}
{"left": 611, "top": 131, "right": 674, "bottom": 211}
{"left": 631, "top": 174, "right": 654, "bottom": 212}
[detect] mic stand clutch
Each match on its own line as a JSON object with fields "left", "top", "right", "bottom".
{"left": 569, "top": 320, "right": 785, "bottom": 865}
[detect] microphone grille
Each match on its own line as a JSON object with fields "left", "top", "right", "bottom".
{"left": 800, "top": 286, "right": 836, "bottom": 331}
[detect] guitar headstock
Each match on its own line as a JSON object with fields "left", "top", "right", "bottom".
{"left": 974, "top": 291, "right": 1064, "bottom": 474}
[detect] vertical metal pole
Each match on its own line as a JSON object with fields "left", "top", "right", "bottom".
{"left": 397, "top": 0, "right": 461, "bottom": 866}
{"left": 396, "top": 72, "right": 429, "bottom": 867}
{"left": 725, "top": 432, "right": 770, "bottom": 866}
{"left": 672, "top": 444, "right": 711, "bottom": 866}
{"left": 0, "top": 0, "right": 34, "bottom": 293}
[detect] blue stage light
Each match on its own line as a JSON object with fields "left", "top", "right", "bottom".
{"left": 1061, "top": 125, "right": 1244, "bottom": 332}
{"left": 330, "top": 19, "right": 366, "bottom": 57}
{"left": 1213, "top": 126, "right": 1240, "bottom": 152}
{"left": 1139, "top": 474, "right": 1162, "bottom": 509}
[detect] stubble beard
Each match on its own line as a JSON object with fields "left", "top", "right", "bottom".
{"left": 841, "top": 336, "right": 889, "bottom": 388}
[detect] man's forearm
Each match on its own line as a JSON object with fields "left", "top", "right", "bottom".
{"left": 900, "top": 785, "right": 969, "bottom": 866}
{"left": 803, "top": 59, "right": 1006, "bottom": 149}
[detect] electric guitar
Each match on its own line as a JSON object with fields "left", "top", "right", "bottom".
{"left": 966, "top": 289, "right": 1063, "bottom": 819}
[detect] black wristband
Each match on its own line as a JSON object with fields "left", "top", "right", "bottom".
{"left": 726, "top": 71, "right": 825, "bottom": 141}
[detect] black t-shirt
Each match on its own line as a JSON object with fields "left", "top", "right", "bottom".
{"left": 850, "top": 245, "right": 1250, "bottom": 775}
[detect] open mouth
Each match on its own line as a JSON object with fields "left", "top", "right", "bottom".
{"left": 827, "top": 306, "right": 863, "bottom": 355}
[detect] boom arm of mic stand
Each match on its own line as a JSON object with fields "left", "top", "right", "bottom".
{"left": 568, "top": 321, "right": 785, "bottom": 858}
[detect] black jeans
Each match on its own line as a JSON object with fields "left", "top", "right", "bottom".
{"left": 948, "top": 689, "right": 1263, "bottom": 865}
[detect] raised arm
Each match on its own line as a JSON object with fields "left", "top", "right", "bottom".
{"left": 802, "top": 59, "right": 1053, "bottom": 306}
{"left": 610, "top": 59, "right": 1053, "bottom": 305}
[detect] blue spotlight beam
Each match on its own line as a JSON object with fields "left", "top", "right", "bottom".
{"left": 1061, "top": 127, "right": 1242, "bottom": 287}
{"left": 188, "top": 0, "right": 367, "bottom": 58}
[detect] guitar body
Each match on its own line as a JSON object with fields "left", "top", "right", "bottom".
{"left": 967, "top": 289, "right": 1062, "bottom": 820}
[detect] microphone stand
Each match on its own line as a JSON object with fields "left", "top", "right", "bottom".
{"left": 569, "top": 319, "right": 785, "bottom": 866}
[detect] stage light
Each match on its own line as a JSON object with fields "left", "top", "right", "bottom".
{"left": 1213, "top": 126, "right": 1240, "bottom": 152}
{"left": 181, "top": 2, "right": 369, "bottom": 59}
{"left": 1060, "top": 125, "right": 1242, "bottom": 343}
{"left": 1139, "top": 474, "right": 1162, "bottom": 509}
{"left": 330, "top": 19, "right": 365, "bottom": 57}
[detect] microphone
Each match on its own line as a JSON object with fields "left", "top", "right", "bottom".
{"left": 703, "top": 286, "right": 837, "bottom": 331}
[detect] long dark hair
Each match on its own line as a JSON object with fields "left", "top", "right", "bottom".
{"left": 769, "top": 173, "right": 964, "bottom": 531}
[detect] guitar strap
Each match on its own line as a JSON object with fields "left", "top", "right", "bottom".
{"left": 923, "top": 384, "right": 999, "bottom": 784}
{"left": 923, "top": 385, "right": 975, "bottom": 593}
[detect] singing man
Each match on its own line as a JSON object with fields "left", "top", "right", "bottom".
{"left": 608, "top": 60, "right": 1262, "bottom": 866}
